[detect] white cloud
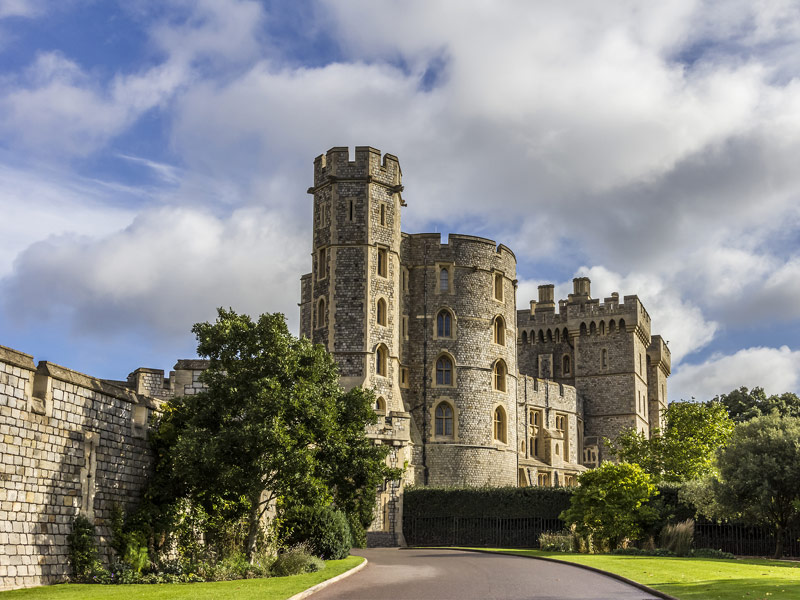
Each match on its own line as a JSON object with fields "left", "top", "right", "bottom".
{"left": 0, "top": 205, "right": 309, "bottom": 339}
{"left": 670, "top": 345, "right": 800, "bottom": 401}
{"left": 0, "top": 163, "right": 138, "bottom": 277}
{"left": 0, "top": 52, "right": 185, "bottom": 155}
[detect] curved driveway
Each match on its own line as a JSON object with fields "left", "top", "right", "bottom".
{"left": 313, "top": 548, "right": 660, "bottom": 600}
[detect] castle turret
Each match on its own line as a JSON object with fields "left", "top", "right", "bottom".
{"left": 303, "top": 146, "right": 404, "bottom": 401}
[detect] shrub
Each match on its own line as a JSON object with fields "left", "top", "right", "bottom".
{"left": 271, "top": 545, "right": 325, "bottom": 577}
{"left": 660, "top": 519, "right": 694, "bottom": 557}
{"left": 692, "top": 548, "right": 735, "bottom": 559}
{"left": 281, "top": 505, "right": 352, "bottom": 560}
{"left": 538, "top": 530, "right": 575, "bottom": 552}
{"left": 560, "top": 463, "right": 658, "bottom": 551}
{"left": 67, "top": 515, "right": 106, "bottom": 583}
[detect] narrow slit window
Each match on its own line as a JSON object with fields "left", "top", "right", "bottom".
{"left": 377, "top": 248, "right": 388, "bottom": 277}
{"left": 494, "top": 273, "right": 503, "bottom": 301}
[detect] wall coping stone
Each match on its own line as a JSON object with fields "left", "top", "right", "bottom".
{"left": 0, "top": 344, "right": 36, "bottom": 371}
{"left": 37, "top": 361, "right": 156, "bottom": 407}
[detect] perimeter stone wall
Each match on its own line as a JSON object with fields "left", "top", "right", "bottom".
{"left": 0, "top": 345, "right": 157, "bottom": 591}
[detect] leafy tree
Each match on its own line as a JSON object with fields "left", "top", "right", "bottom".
{"left": 608, "top": 401, "right": 734, "bottom": 482}
{"left": 158, "top": 309, "right": 398, "bottom": 558}
{"left": 715, "top": 386, "right": 800, "bottom": 423}
{"left": 714, "top": 414, "right": 800, "bottom": 558}
{"left": 560, "top": 462, "right": 658, "bottom": 551}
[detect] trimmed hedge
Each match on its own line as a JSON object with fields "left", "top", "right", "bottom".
{"left": 403, "top": 486, "right": 573, "bottom": 519}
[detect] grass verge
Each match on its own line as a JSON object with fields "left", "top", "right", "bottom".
{"left": 0, "top": 556, "right": 364, "bottom": 600}
{"left": 467, "top": 548, "right": 800, "bottom": 600}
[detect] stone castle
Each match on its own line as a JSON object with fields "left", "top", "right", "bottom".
{"left": 298, "top": 146, "right": 670, "bottom": 544}
{"left": 0, "top": 145, "right": 669, "bottom": 587}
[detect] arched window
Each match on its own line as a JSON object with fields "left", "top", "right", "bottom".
{"left": 599, "top": 321, "right": 605, "bottom": 335}
{"left": 493, "top": 316, "right": 505, "bottom": 345}
{"left": 376, "top": 345, "right": 388, "bottom": 377}
{"left": 374, "top": 397, "right": 386, "bottom": 412}
{"left": 522, "top": 331, "right": 528, "bottom": 344}
{"left": 440, "top": 268, "right": 449, "bottom": 292}
{"left": 554, "top": 329, "right": 560, "bottom": 343}
{"left": 437, "top": 309, "right": 452, "bottom": 338}
{"left": 435, "top": 403, "right": 454, "bottom": 436}
{"left": 493, "top": 360, "right": 507, "bottom": 392}
{"left": 436, "top": 355, "right": 453, "bottom": 386}
{"left": 539, "top": 330, "right": 545, "bottom": 343}
{"left": 547, "top": 329, "right": 553, "bottom": 342}
{"left": 580, "top": 323, "right": 587, "bottom": 336}
{"left": 589, "top": 322, "right": 597, "bottom": 335}
{"left": 563, "top": 355, "right": 571, "bottom": 375}
{"left": 618, "top": 318, "right": 625, "bottom": 331}
{"left": 609, "top": 319, "right": 616, "bottom": 333}
{"left": 493, "top": 406, "right": 507, "bottom": 443}
{"left": 494, "top": 273, "right": 503, "bottom": 301}
{"left": 317, "top": 298, "right": 326, "bottom": 327}
{"left": 563, "top": 327, "right": 568, "bottom": 341}
{"left": 377, "top": 298, "right": 387, "bottom": 326}
{"left": 601, "top": 349, "right": 608, "bottom": 369}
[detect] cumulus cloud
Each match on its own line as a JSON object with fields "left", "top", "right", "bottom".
{"left": 0, "top": 51, "right": 185, "bottom": 155}
{"left": 670, "top": 346, "right": 800, "bottom": 401}
{"left": 0, "top": 205, "right": 309, "bottom": 340}
{"left": 0, "top": 163, "right": 138, "bottom": 277}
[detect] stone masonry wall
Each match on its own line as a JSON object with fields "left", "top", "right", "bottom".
{"left": 401, "top": 233, "right": 518, "bottom": 487}
{"left": 0, "top": 345, "right": 156, "bottom": 591}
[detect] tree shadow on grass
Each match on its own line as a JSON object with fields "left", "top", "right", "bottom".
{"left": 657, "top": 578, "right": 800, "bottom": 600}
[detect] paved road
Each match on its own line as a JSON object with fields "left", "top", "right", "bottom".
{"left": 313, "top": 548, "right": 660, "bottom": 600}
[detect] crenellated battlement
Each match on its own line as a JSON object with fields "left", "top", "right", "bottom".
{"left": 518, "top": 278, "right": 651, "bottom": 340}
{"left": 403, "top": 232, "right": 517, "bottom": 268}
{"left": 311, "top": 146, "right": 402, "bottom": 190}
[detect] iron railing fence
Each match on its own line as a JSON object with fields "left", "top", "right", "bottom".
{"left": 694, "top": 521, "right": 800, "bottom": 557}
{"left": 404, "top": 516, "right": 800, "bottom": 556}
{"left": 403, "top": 515, "right": 565, "bottom": 548}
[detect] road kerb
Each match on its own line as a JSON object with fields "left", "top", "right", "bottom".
{"left": 287, "top": 557, "right": 368, "bottom": 600}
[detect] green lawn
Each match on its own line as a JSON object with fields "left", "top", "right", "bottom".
{"left": 473, "top": 548, "right": 800, "bottom": 600}
{"left": 0, "top": 556, "right": 364, "bottom": 600}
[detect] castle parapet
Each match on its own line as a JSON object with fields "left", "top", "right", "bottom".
{"left": 312, "top": 146, "right": 402, "bottom": 190}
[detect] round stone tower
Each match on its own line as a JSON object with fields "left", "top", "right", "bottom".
{"left": 401, "top": 233, "right": 518, "bottom": 487}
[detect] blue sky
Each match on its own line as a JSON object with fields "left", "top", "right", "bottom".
{"left": 1, "top": 0, "right": 800, "bottom": 402}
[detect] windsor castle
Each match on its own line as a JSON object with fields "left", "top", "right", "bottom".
{"left": 298, "top": 147, "right": 670, "bottom": 545}
{"left": 0, "top": 146, "right": 669, "bottom": 587}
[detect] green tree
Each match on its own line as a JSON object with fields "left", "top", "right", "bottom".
{"left": 714, "top": 414, "right": 800, "bottom": 558}
{"left": 158, "top": 309, "right": 397, "bottom": 558}
{"left": 715, "top": 386, "right": 800, "bottom": 423}
{"left": 560, "top": 462, "right": 658, "bottom": 551}
{"left": 608, "top": 401, "right": 734, "bottom": 482}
